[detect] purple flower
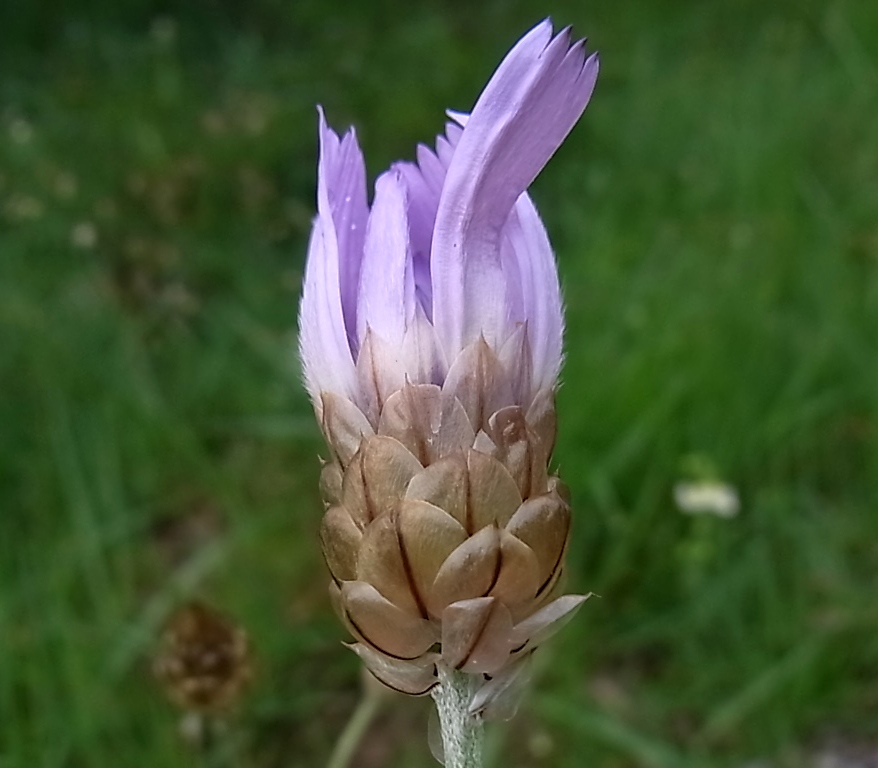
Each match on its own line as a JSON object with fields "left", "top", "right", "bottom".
{"left": 298, "top": 20, "right": 598, "bottom": 420}
{"left": 301, "top": 23, "right": 601, "bottom": 728}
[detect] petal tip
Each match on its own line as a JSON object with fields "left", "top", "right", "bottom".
{"left": 316, "top": 105, "right": 335, "bottom": 141}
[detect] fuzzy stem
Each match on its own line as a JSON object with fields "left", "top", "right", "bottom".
{"left": 431, "top": 666, "right": 484, "bottom": 768}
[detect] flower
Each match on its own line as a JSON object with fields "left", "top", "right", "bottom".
{"left": 298, "top": 20, "right": 598, "bottom": 718}
{"left": 674, "top": 481, "right": 740, "bottom": 519}
{"left": 70, "top": 221, "right": 98, "bottom": 250}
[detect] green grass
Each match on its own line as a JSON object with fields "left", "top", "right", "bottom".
{"left": 1, "top": 0, "right": 876, "bottom": 766}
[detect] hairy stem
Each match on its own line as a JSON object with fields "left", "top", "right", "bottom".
{"left": 431, "top": 666, "right": 484, "bottom": 768}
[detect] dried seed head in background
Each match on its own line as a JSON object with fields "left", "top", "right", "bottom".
{"left": 153, "top": 601, "right": 252, "bottom": 714}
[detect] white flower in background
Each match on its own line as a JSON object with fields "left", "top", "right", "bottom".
{"left": 70, "top": 221, "right": 98, "bottom": 250}
{"left": 9, "top": 118, "right": 33, "bottom": 145}
{"left": 674, "top": 480, "right": 740, "bottom": 519}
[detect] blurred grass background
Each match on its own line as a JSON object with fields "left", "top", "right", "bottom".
{"left": 1, "top": 0, "right": 876, "bottom": 766}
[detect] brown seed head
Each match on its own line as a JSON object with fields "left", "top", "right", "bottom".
{"left": 153, "top": 601, "right": 252, "bottom": 713}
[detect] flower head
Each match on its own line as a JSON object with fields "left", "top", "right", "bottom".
{"left": 299, "top": 20, "right": 598, "bottom": 420}
{"left": 153, "top": 601, "right": 252, "bottom": 714}
{"left": 298, "top": 20, "right": 598, "bottom": 717}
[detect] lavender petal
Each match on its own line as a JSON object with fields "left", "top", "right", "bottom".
{"left": 431, "top": 20, "right": 598, "bottom": 358}
{"left": 357, "top": 170, "right": 415, "bottom": 347}
{"left": 502, "top": 195, "right": 564, "bottom": 395}
{"left": 298, "top": 216, "right": 357, "bottom": 405}
{"left": 317, "top": 108, "right": 369, "bottom": 354}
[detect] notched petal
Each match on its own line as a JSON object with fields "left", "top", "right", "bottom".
{"left": 316, "top": 108, "right": 369, "bottom": 353}
{"left": 431, "top": 22, "right": 598, "bottom": 358}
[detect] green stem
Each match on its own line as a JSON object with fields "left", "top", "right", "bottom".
{"left": 431, "top": 666, "right": 484, "bottom": 768}
{"left": 326, "top": 685, "right": 382, "bottom": 768}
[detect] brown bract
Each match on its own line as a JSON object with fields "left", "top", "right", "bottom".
{"left": 317, "top": 340, "right": 588, "bottom": 716}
